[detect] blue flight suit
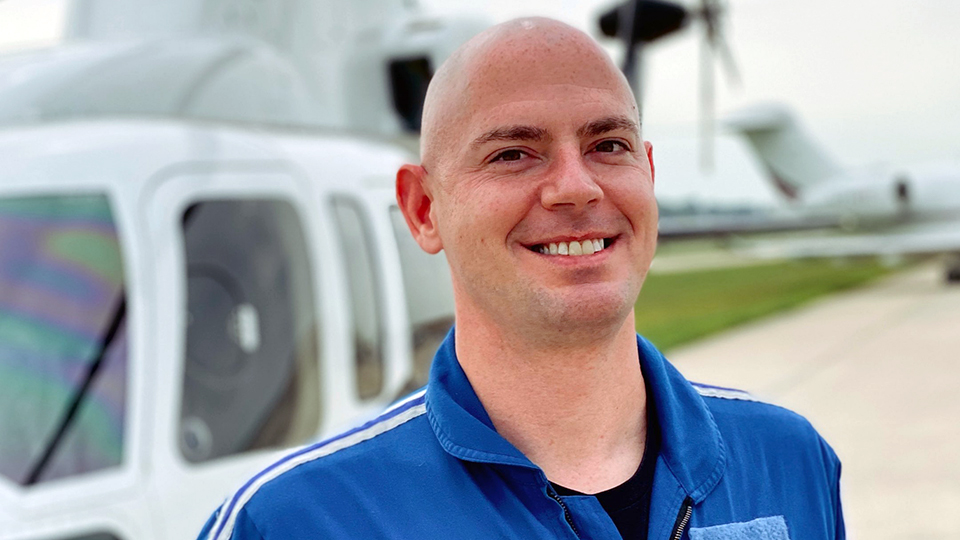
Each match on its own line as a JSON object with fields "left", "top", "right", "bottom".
{"left": 199, "top": 331, "right": 844, "bottom": 539}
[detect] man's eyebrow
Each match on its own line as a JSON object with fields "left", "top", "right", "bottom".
{"left": 577, "top": 116, "right": 640, "bottom": 138}
{"left": 471, "top": 125, "right": 547, "bottom": 147}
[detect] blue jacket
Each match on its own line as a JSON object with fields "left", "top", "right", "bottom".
{"left": 199, "top": 332, "right": 844, "bottom": 539}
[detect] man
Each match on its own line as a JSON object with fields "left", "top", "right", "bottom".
{"left": 198, "top": 18, "right": 844, "bottom": 540}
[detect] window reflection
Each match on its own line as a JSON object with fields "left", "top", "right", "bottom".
{"left": 179, "top": 199, "right": 319, "bottom": 463}
{"left": 331, "top": 197, "right": 385, "bottom": 400}
{"left": 0, "top": 194, "right": 126, "bottom": 485}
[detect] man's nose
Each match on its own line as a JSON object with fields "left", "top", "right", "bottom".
{"left": 540, "top": 149, "right": 603, "bottom": 211}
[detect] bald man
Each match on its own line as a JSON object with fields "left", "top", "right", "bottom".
{"left": 199, "top": 18, "right": 844, "bottom": 540}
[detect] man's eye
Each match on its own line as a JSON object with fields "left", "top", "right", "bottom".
{"left": 491, "top": 149, "right": 525, "bottom": 162}
{"left": 594, "top": 140, "right": 627, "bottom": 153}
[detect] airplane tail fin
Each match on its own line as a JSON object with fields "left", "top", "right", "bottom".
{"left": 725, "top": 104, "right": 843, "bottom": 200}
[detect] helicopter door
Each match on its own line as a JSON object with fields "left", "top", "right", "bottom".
{"left": 143, "top": 169, "right": 332, "bottom": 537}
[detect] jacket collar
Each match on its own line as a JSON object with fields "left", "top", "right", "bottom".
{"left": 424, "top": 329, "right": 725, "bottom": 503}
{"left": 636, "top": 335, "right": 726, "bottom": 503}
{"left": 425, "top": 329, "right": 539, "bottom": 469}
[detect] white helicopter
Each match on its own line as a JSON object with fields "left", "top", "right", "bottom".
{"left": 0, "top": 0, "right": 484, "bottom": 538}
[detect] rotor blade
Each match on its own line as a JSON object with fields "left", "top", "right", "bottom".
{"left": 700, "top": 0, "right": 740, "bottom": 86}
{"left": 633, "top": 43, "right": 645, "bottom": 107}
{"left": 618, "top": 0, "right": 639, "bottom": 64}
{"left": 713, "top": 30, "right": 742, "bottom": 87}
{"left": 700, "top": 0, "right": 718, "bottom": 44}
{"left": 623, "top": 41, "right": 638, "bottom": 83}
{"left": 623, "top": 44, "right": 645, "bottom": 108}
{"left": 700, "top": 26, "right": 715, "bottom": 172}
{"left": 618, "top": 0, "right": 644, "bottom": 109}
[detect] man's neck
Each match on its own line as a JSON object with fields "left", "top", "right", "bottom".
{"left": 454, "top": 313, "right": 647, "bottom": 494}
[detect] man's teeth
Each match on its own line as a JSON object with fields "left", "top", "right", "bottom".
{"left": 537, "top": 239, "right": 607, "bottom": 256}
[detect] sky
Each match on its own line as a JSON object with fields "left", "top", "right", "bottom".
{"left": 1, "top": 0, "right": 958, "bottom": 205}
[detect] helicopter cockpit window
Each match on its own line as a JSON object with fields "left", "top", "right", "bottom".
{"left": 0, "top": 194, "right": 127, "bottom": 486}
{"left": 331, "top": 197, "right": 385, "bottom": 400}
{"left": 179, "top": 199, "right": 320, "bottom": 463}
{"left": 389, "top": 207, "right": 455, "bottom": 393}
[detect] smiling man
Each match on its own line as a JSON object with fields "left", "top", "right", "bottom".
{"left": 198, "top": 18, "right": 844, "bottom": 540}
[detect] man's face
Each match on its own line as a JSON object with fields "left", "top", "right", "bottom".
{"left": 425, "top": 35, "right": 658, "bottom": 340}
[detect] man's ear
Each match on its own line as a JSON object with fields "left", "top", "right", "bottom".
{"left": 396, "top": 164, "right": 443, "bottom": 254}
{"left": 644, "top": 141, "right": 655, "bottom": 184}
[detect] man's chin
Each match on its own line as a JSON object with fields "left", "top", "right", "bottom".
{"left": 530, "top": 288, "right": 636, "bottom": 337}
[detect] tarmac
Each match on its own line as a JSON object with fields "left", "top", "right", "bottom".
{"left": 666, "top": 260, "right": 960, "bottom": 539}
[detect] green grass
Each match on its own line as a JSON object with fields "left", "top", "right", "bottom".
{"left": 635, "top": 258, "right": 902, "bottom": 352}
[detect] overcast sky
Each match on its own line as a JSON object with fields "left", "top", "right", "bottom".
{"left": 2, "top": 0, "right": 958, "bottom": 204}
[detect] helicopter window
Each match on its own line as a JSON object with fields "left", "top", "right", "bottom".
{"left": 389, "top": 56, "right": 433, "bottom": 133}
{"left": 0, "top": 194, "right": 127, "bottom": 486}
{"left": 331, "top": 197, "right": 385, "bottom": 400}
{"left": 179, "top": 199, "right": 320, "bottom": 463}
{"left": 388, "top": 207, "right": 455, "bottom": 393}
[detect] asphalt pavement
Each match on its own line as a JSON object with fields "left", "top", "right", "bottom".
{"left": 666, "top": 261, "right": 960, "bottom": 539}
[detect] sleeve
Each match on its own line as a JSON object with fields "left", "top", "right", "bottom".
{"left": 195, "top": 505, "right": 268, "bottom": 540}
{"left": 195, "top": 505, "right": 219, "bottom": 540}
{"left": 833, "top": 459, "right": 846, "bottom": 540}
{"left": 812, "top": 431, "right": 845, "bottom": 540}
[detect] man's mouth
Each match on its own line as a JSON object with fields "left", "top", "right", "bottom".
{"left": 526, "top": 236, "right": 616, "bottom": 256}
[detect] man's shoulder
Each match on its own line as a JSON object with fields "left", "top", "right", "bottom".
{"left": 255, "top": 389, "right": 433, "bottom": 490}
{"left": 690, "top": 381, "right": 838, "bottom": 463}
{"left": 201, "top": 390, "right": 436, "bottom": 540}
{"left": 692, "top": 381, "right": 815, "bottom": 431}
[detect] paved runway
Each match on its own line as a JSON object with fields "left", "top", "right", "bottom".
{"left": 666, "top": 261, "right": 960, "bottom": 539}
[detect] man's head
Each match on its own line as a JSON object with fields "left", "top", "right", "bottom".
{"left": 397, "top": 17, "right": 658, "bottom": 346}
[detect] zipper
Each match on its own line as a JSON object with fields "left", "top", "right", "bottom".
{"left": 547, "top": 488, "right": 581, "bottom": 539}
{"left": 669, "top": 497, "right": 693, "bottom": 540}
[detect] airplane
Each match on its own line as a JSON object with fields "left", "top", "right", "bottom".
{"left": 725, "top": 103, "right": 960, "bottom": 282}
{"left": 0, "top": 0, "right": 486, "bottom": 538}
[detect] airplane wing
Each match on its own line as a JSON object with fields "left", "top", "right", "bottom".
{"left": 736, "top": 219, "right": 960, "bottom": 259}
{"left": 658, "top": 210, "right": 841, "bottom": 239}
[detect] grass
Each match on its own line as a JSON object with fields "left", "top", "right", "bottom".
{"left": 634, "top": 258, "right": 903, "bottom": 352}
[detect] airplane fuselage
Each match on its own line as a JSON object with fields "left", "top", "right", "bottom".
{"left": 800, "top": 165, "right": 960, "bottom": 228}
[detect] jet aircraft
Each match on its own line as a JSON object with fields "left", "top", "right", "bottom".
{"left": 727, "top": 104, "right": 960, "bottom": 282}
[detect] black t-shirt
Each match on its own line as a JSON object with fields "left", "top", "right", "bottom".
{"left": 551, "top": 407, "right": 660, "bottom": 540}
